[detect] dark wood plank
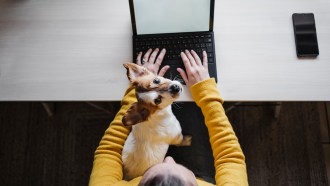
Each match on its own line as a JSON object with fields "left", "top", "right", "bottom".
{"left": 318, "top": 102, "right": 330, "bottom": 143}
{"left": 0, "top": 103, "right": 30, "bottom": 185}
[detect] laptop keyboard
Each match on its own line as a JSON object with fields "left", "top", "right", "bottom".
{"left": 134, "top": 33, "right": 214, "bottom": 64}
{"left": 133, "top": 32, "right": 217, "bottom": 82}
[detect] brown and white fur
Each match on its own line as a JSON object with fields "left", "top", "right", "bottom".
{"left": 121, "top": 63, "right": 191, "bottom": 180}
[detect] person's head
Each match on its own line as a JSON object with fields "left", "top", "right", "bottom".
{"left": 139, "top": 156, "right": 198, "bottom": 186}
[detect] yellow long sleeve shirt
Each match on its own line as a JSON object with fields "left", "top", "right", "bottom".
{"left": 89, "top": 78, "right": 248, "bottom": 186}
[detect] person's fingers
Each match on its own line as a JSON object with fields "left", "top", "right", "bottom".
{"left": 155, "top": 48, "right": 166, "bottom": 66}
{"left": 180, "top": 52, "right": 192, "bottom": 74}
{"left": 177, "top": 68, "right": 189, "bottom": 85}
{"left": 158, "top": 65, "right": 170, "bottom": 77}
{"left": 143, "top": 48, "right": 153, "bottom": 63}
{"left": 136, "top": 52, "right": 142, "bottom": 65}
{"left": 202, "top": 51, "right": 208, "bottom": 68}
{"left": 148, "top": 48, "right": 159, "bottom": 64}
{"left": 185, "top": 50, "right": 196, "bottom": 67}
{"left": 191, "top": 50, "right": 202, "bottom": 66}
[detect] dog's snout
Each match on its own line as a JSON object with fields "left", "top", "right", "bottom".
{"left": 169, "top": 84, "right": 181, "bottom": 94}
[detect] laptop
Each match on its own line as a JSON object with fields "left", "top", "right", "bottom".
{"left": 129, "top": 0, "right": 217, "bottom": 82}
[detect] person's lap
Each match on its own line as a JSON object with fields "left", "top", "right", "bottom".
{"left": 167, "top": 102, "right": 215, "bottom": 184}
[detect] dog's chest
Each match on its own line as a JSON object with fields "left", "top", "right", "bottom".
{"left": 123, "top": 114, "right": 181, "bottom": 158}
{"left": 134, "top": 112, "right": 181, "bottom": 142}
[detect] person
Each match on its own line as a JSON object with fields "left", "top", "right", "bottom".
{"left": 89, "top": 48, "right": 248, "bottom": 186}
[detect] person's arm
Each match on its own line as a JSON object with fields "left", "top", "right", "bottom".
{"left": 178, "top": 50, "right": 248, "bottom": 185}
{"left": 89, "top": 85, "right": 136, "bottom": 186}
{"left": 190, "top": 78, "right": 248, "bottom": 185}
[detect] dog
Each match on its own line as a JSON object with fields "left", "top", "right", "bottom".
{"left": 121, "top": 63, "right": 192, "bottom": 180}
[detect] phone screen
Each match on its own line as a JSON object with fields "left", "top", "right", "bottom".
{"left": 292, "top": 13, "right": 319, "bottom": 57}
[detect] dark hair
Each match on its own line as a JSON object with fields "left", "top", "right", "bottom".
{"left": 139, "top": 174, "right": 185, "bottom": 186}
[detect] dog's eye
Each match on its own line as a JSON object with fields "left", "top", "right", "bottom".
{"left": 154, "top": 97, "right": 162, "bottom": 105}
{"left": 153, "top": 78, "right": 161, "bottom": 84}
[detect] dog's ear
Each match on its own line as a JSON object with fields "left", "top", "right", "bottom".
{"left": 122, "top": 102, "right": 150, "bottom": 126}
{"left": 123, "top": 63, "right": 150, "bottom": 83}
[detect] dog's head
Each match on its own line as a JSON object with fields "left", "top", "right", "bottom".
{"left": 122, "top": 63, "right": 182, "bottom": 126}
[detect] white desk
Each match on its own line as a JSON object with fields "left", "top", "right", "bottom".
{"left": 0, "top": 0, "right": 329, "bottom": 101}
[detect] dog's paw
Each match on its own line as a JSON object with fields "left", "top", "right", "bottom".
{"left": 181, "top": 135, "right": 192, "bottom": 146}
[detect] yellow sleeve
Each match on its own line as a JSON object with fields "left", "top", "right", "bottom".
{"left": 190, "top": 78, "right": 248, "bottom": 186}
{"left": 89, "top": 86, "right": 136, "bottom": 186}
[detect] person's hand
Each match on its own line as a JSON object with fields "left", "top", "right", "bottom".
{"left": 136, "top": 48, "right": 169, "bottom": 76}
{"left": 177, "top": 50, "right": 210, "bottom": 87}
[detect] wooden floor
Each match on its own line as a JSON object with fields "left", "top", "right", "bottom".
{"left": 0, "top": 102, "right": 329, "bottom": 186}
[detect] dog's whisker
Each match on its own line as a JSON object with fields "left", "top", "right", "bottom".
{"left": 172, "top": 102, "right": 183, "bottom": 109}
{"left": 177, "top": 78, "right": 184, "bottom": 84}
{"left": 172, "top": 76, "right": 184, "bottom": 85}
{"left": 176, "top": 102, "right": 185, "bottom": 107}
{"left": 173, "top": 75, "right": 184, "bottom": 83}
{"left": 175, "top": 102, "right": 184, "bottom": 105}
{"left": 170, "top": 72, "right": 173, "bottom": 81}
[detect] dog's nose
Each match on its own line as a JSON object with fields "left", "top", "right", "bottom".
{"left": 169, "top": 84, "right": 181, "bottom": 94}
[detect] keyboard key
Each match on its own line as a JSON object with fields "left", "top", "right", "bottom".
{"left": 205, "top": 38, "right": 212, "bottom": 42}
{"left": 206, "top": 43, "right": 213, "bottom": 52}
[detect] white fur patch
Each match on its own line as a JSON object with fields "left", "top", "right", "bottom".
{"left": 138, "top": 91, "right": 158, "bottom": 104}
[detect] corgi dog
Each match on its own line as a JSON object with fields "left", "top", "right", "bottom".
{"left": 121, "top": 63, "right": 192, "bottom": 180}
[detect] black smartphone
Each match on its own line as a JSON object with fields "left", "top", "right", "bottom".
{"left": 292, "top": 13, "right": 319, "bottom": 57}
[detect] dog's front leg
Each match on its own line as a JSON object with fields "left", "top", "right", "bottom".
{"left": 171, "top": 134, "right": 192, "bottom": 146}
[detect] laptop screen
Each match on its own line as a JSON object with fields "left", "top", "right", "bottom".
{"left": 133, "top": 0, "right": 211, "bottom": 35}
